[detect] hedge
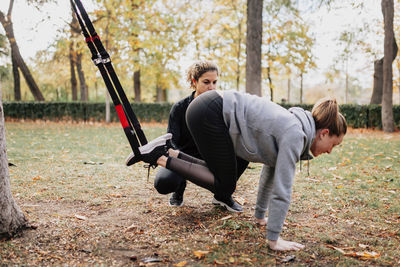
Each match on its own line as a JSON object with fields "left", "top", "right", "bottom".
{"left": 3, "top": 102, "right": 400, "bottom": 129}
{"left": 3, "top": 102, "right": 173, "bottom": 123}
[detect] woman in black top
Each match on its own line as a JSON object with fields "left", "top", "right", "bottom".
{"left": 154, "top": 60, "right": 220, "bottom": 206}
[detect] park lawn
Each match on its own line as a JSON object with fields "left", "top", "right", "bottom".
{"left": 1, "top": 122, "right": 399, "bottom": 266}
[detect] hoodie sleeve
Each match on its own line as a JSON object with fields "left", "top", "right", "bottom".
{"left": 266, "top": 130, "right": 304, "bottom": 241}
{"left": 254, "top": 165, "right": 275, "bottom": 219}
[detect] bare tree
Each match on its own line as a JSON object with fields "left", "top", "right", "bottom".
{"left": 134, "top": 69, "right": 141, "bottom": 102}
{"left": 370, "top": 39, "right": 397, "bottom": 104}
{"left": 0, "top": 0, "right": 44, "bottom": 101}
{"left": 0, "top": 84, "right": 28, "bottom": 238}
{"left": 381, "top": 0, "right": 396, "bottom": 132}
{"left": 245, "top": 0, "right": 263, "bottom": 96}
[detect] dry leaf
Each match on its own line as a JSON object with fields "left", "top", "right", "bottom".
{"left": 125, "top": 224, "right": 137, "bottom": 232}
{"left": 193, "top": 250, "right": 209, "bottom": 259}
{"left": 214, "top": 259, "right": 225, "bottom": 265}
{"left": 228, "top": 257, "right": 235, "bottom": 263}
{"left": 220, "top": 215, "right": 232, "bottom": 221}
{"left": 234, "top": 196, "right": 246, "bottom": 205}
{"left": 281, "top": 255, "right": 296, "bottom": 262}
{"left": 174, "top": 260, "right": 187, "bottom": 267}
{"left": 74, "top": 214, "right": 88, "bottom": 221}
{"left": 345, "top": 251, "right": 380, "bottom": 259}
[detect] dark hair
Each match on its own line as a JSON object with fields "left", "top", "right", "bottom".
{"left": 312, "top": 97, "right": 347, "bottom": 136}
{"left": 186, "top": 60, "right": 220, "bottom": 89}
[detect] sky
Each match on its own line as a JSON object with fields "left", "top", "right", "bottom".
{"left": 0, "top": 0, "right": 384, "bottom": 98}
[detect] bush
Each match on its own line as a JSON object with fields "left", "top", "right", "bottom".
{"left": 3, "top": 102, "right": 173, "bottom": 123}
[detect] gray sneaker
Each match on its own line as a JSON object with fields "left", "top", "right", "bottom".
{"left": 212, "top": 196, "right": 243, "bottom": 213}
{"left": 169, "top": 192, "right": 184, "bottom": 207}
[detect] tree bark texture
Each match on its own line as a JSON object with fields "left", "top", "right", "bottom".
{"left": 245, "top": 0, "right": 263, "bottom": 96}
{"left": 300, "top": 73, "right": 304, "bottom": 104}
{"left": 156, "top": 85, "right": 163, "bottom": 102}
{"left": 76, "top": 52, "right": 88, "bottom": 101}
{"left": 0, "top": 2, "right": 44, "bottom": 101}
{"left": 69, "top": 43, "right": 78, "bottom": 101}
{"left": 134, "top": 69, "right": 141, "bottom": 102}
{"left": 0, "top": 88, "right": 27, "bottom": 237}
{"left": 11, "top": 48, "right": 20, "bottom": 101}
{"left": 371, "top": 58, "right": 384, "bottom": 104}
{"left": 370, "top": 38, "right": 397, "bottom": 104}
{"left": 381, "top": 0, "right": 396, "bottom": 132}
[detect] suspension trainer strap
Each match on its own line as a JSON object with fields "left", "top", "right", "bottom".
{"left": 71, "top": 0, "right": 147, "bottom": 158}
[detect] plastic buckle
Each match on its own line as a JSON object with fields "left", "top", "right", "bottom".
{"left": 102, "top": 57, "right": 111, "bottom": 64}
{"left": 92, "top": 57, "right": 102, "bottom": 65}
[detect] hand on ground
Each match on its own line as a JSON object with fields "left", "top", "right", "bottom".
{"left": 268, "top": 238, "right": 305, "bottom": 251}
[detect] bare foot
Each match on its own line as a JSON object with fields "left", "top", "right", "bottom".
{"left": 256, "top": 217, "right": 267, "bottom": 226}
{"left": 268, "top": 238, "right": 305, "bottom": 251}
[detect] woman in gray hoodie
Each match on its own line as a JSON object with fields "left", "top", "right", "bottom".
{"left": 129, "top": 89, "right": 347, "bottom": 251}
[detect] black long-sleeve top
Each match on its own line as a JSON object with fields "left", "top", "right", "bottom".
{"left": 167, "top": 91, "right": 202, "bottom": 159}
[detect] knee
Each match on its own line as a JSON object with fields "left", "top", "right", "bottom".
{"left": 154, "top": 169, "right": 181, "bottom": 194}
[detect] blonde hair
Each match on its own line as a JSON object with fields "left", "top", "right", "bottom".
{"left": 186, "top": 60, "right": 220, "bottom": 89}
{"left": 312, "top": 97, "right": 347, "bottom": 136}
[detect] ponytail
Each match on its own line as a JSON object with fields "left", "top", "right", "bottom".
{"left": 312, "top": 97, "right": 347, "bottom": 136}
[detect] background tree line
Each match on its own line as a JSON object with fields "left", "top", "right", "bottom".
{"left": 0, "top": 0, "right": 399, "bottom": 125}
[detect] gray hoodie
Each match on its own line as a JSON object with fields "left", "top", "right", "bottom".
{"left": 221, "top": 90, "right": 315, "bottom": 240}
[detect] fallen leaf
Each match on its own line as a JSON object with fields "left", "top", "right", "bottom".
{"left": 345, "top": 251, "right": 380, "bottom": 260}
{"left": 32, "top": 176, "right": 41, "bottom": 180}
{"left": 228, "top": 257, "right": 235, "bottom": 263}
{"left": 125, "top": 224, "right": 137, "bottom": 232}
{"left": 281, "top": 255, "right": 296, "bottom": 262}
{"left": 74, "top": 214, "right": 88, "bottom": 221}
{"left": 193, "top": 250, "right": 209, "bottom": 259}
{"left": 214, "top": 259, "right": 225, "bottom": 265}
{"left": 234, "top": 196, "right": 246, "bottom": 205}
{"left": 174, "top": 260, "right": 187, "bottom": 267}
{"left": 220, "top": 215, "right": 232, "bottom": 221}
{"left": 142, "top": 257, "right": 162, "bottom": 263}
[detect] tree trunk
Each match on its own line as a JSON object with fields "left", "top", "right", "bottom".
{"left": 105, "top": 91, "right": 110, "bottom": 123}
{"left": 76, "top": 52, "right": 88, "bottom": 101}
{"left": 381, "top": 0, "right": 396, "bottom": 132}
{"left": 371, "top": 32, "right": 398, "bottom": 105}
{"left": 156, "top": 85, "right": 163, "bottom": 102}
{"left": 370, "top": 58, "right": 384, "bottom": 104}
{"left": 300, "top": 72, "right": 304, "bottom": 104}
{"left": 235, "top": 19, "right": 242, "bottom": 91}
{"left": 11, "top": 49, "right": 20, "bottom": 101}
{"left": 0, "top": 4, "right": 44, "bottom": 101}
{"left": 245, "top": 0, "right": 263, "bottom": 96}
{"left": 267, "top": 64, "right": 273, "bottom": 101}
{"left": 287, "top": 78, "right": 291, "bottom": 103}
{"left": 345, "top": 60, "right": 349, "bottom": 104}
{"left": 0, "top": 84, "right": 28, "bottom": 238}
{"left": 69, "top": 43, "right": 78, "bottom": 101}
{"left": 134, "top": 69, "right": 141, "bottom": 102}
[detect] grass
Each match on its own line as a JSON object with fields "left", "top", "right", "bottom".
{"left": 1, "top": 122, "right": 399, "bottom": 266}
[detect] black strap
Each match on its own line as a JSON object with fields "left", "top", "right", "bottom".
{"left": 71, "top": 0, "right": 147, "bottom": 158}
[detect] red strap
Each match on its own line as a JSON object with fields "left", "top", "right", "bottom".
{"left": 115, "top": 105, "right": 129, "bottom": 128}
{"left": 85, "top": 35, "right": 100, "bottom": 43}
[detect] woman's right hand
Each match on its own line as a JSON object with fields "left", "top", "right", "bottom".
{"left": 268, "top": 238, "right": 304, "bottom": 251}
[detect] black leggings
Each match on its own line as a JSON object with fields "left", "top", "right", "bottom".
{"left": 185, "top": 90, "right": 249, "bottom": 199}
